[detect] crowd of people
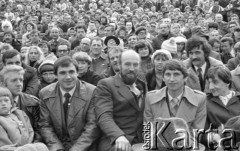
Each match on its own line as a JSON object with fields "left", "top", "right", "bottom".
{"left": 1, "top": 0, "right": 240, "bottom": 151}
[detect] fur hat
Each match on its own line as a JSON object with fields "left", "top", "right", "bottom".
{"left": 38, "top": 60, "right": 55, "bottom": 74}
{"left": 175, "top": 36, "right": 187, "bottom": 43}
{"left": 161, "top": 37, "right": 177, "bottom": 54}
{"left": 151, "top": 49, "right": 172, "bottom": 61}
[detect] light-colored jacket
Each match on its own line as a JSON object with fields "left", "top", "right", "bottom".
{"left": 0, "top": 108, "right": 34, "bottom": 148}
{"left": 144, "top": 86, "right": 207, "bottom": 130}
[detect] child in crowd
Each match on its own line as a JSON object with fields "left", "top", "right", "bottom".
{"left": 0, "top": 86, "right": 48, "bottom": 151}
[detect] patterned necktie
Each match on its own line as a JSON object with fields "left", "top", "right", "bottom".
{"left": 170, "top": 98, "right": 179, "bottom": 116}
{"left": 63, "top": 93, "right": 71, "bottom": 124}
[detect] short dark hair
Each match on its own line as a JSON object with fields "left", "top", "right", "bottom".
{"left": 134, "top": 40, "right": 153, "bottom": 55}
{"left": 220, "top": 37, "right": 234, "bottom": 46}
{"left": 186, "top": 36, "right": 211, "bottom": 58}
{"left": 53, "top": 56, "right": 79, "bottom": 75}
{"left": 206, "top": 66, "right": 232, "bottom": 88}
{"left": 162, "top": 60, "right": 188, "bottom": 78}
{"left": 2, "top": 49, "right": 20, "bottom": 64}
{"left": 75, "top": 25, "right": 87, "bottom": 33}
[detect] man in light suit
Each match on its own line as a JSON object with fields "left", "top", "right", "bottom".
{"left": 94, "top": 50, "right": 146, "bottom": 151}
{"left": 39, "top": 56, "right": 99, "bottom": 151}
{"left": 144, "top": 59, "right": 207, "bottom": 131}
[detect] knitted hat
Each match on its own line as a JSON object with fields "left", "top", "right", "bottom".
{"left": 161, "top": 38, "right": 177, "bottom": 54}
{"left": 175, "top": 36, "right": 187, "bottom": 43}
{"left": 38, "top": 60, "right": 55, "bottom": 74}
{"left": 151, "top": 49, "right": 172, "bottom": 61}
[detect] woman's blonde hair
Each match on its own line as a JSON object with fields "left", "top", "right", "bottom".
{"left": 25, "top": 46, "right": 45, "bottom": 66}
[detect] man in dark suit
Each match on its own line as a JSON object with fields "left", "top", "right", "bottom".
{"left": 39, "top": 56, "right": 99, "bottom": 151}
{"left": 94, "top": 50, "right": 146, "bottom": 151}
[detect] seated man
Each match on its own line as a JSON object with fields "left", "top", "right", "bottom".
{"left": 144, "top": 59, "right": 206, "bottom": 130}
{"left": 39, "top": 56, "right": 99, "bottom": 151}
{"left": 0, "top": 65, "right": 41, "bottom": 141}
{"left": 2, "top": 49, "right": 40, "bottom": 96}
{"left": 94, "top": 50, "right": 147, "bottom": 151}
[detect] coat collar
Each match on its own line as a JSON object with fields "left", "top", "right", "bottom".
{"left": 149, "top": 86, "right": 198, "bottom": 107}
{"left": 113, "top": 73, "right": 141, "bottom": 111}
{"left": 208, "top": 91, "right": 240, "bottom": 107}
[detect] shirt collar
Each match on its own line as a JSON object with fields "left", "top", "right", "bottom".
{"left": 60, "top": 85, "right": 76, "bottom": 97}
{"left": 194, "top": 62, "right": 207, "bottom": 75}
{"left": 168, "top": 90, "right": 183, "bottom": 103}
{"left": 14, "top": 95, "right": 19, "bottom": 105}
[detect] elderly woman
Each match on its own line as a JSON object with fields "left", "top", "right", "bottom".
{"left": 25, "top": 46, "right": 44, "bottom": 70}
{"left": 134, "top": 40, "right": 154, "bottom": 75}
{"left": 146, "top": 49, "right": 172, "bottom": 91}
{"left": 72, "top": 51, "right": 102, "bottom": 86}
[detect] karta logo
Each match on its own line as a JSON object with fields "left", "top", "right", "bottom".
{"left": 143, "top": 118, "right": 238, "bottom": 150}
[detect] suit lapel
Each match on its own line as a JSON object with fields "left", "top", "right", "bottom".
{"left": 114, "top": 74, "right": 140, "bottom": 111}
{"left": 67, "top": 81, "right": 87, "bottom": 127}
{"left": 176, "top": 100, "right": 195, "bottom": 123}
{"left": 48, "top": 85, "right": 64, "bottom": 129}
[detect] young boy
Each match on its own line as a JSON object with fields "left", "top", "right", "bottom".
{"left": 0, "top": 86, "right": 47, "bottom": 151}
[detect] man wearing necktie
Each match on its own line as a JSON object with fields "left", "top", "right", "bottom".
{"left": 144, "top": 60, "right": 207, "bottom": 149}
{"left": 94, "top": 50, "right": 147, "bottom": 151}
{"left": 184, "top": 36, "right": 224, "bottom": 92}
{"left": 39, "top": 56, "right": 99, "bottom": 151}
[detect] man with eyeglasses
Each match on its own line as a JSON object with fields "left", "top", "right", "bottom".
{"left": 56, "top": 45, "right": 69, "bottom": 58}
{"left": 152, "top": 23, "right": 174, "bottom": 51}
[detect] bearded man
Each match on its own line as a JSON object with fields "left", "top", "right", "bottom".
{"left": 94, "top": 50, "right": 146, "bottom": 151}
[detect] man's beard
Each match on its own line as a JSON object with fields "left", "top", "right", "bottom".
{"left": 121, "top": 71, "right": 137, "bottom": 85}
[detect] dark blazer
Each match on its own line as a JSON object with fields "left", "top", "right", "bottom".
{"left": 205, "top": 92, "right": 240, "bottom": 130}
{"left": 22, "top": 63, "right": 40, "bottom": 96}
{"left": 94, "top": 74, "right": 146, "bottom": 151}
{"left": 151, "top": 32, "right": 174, "bottom": 51}
{"left": 18, "top": 92, "right": 40, "bottom": 141}
{"left": 78, "top": 69, "right": 102, "bottom": 86}
{"left": 39, "top": 80, "right": 99, "bottom": 151}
